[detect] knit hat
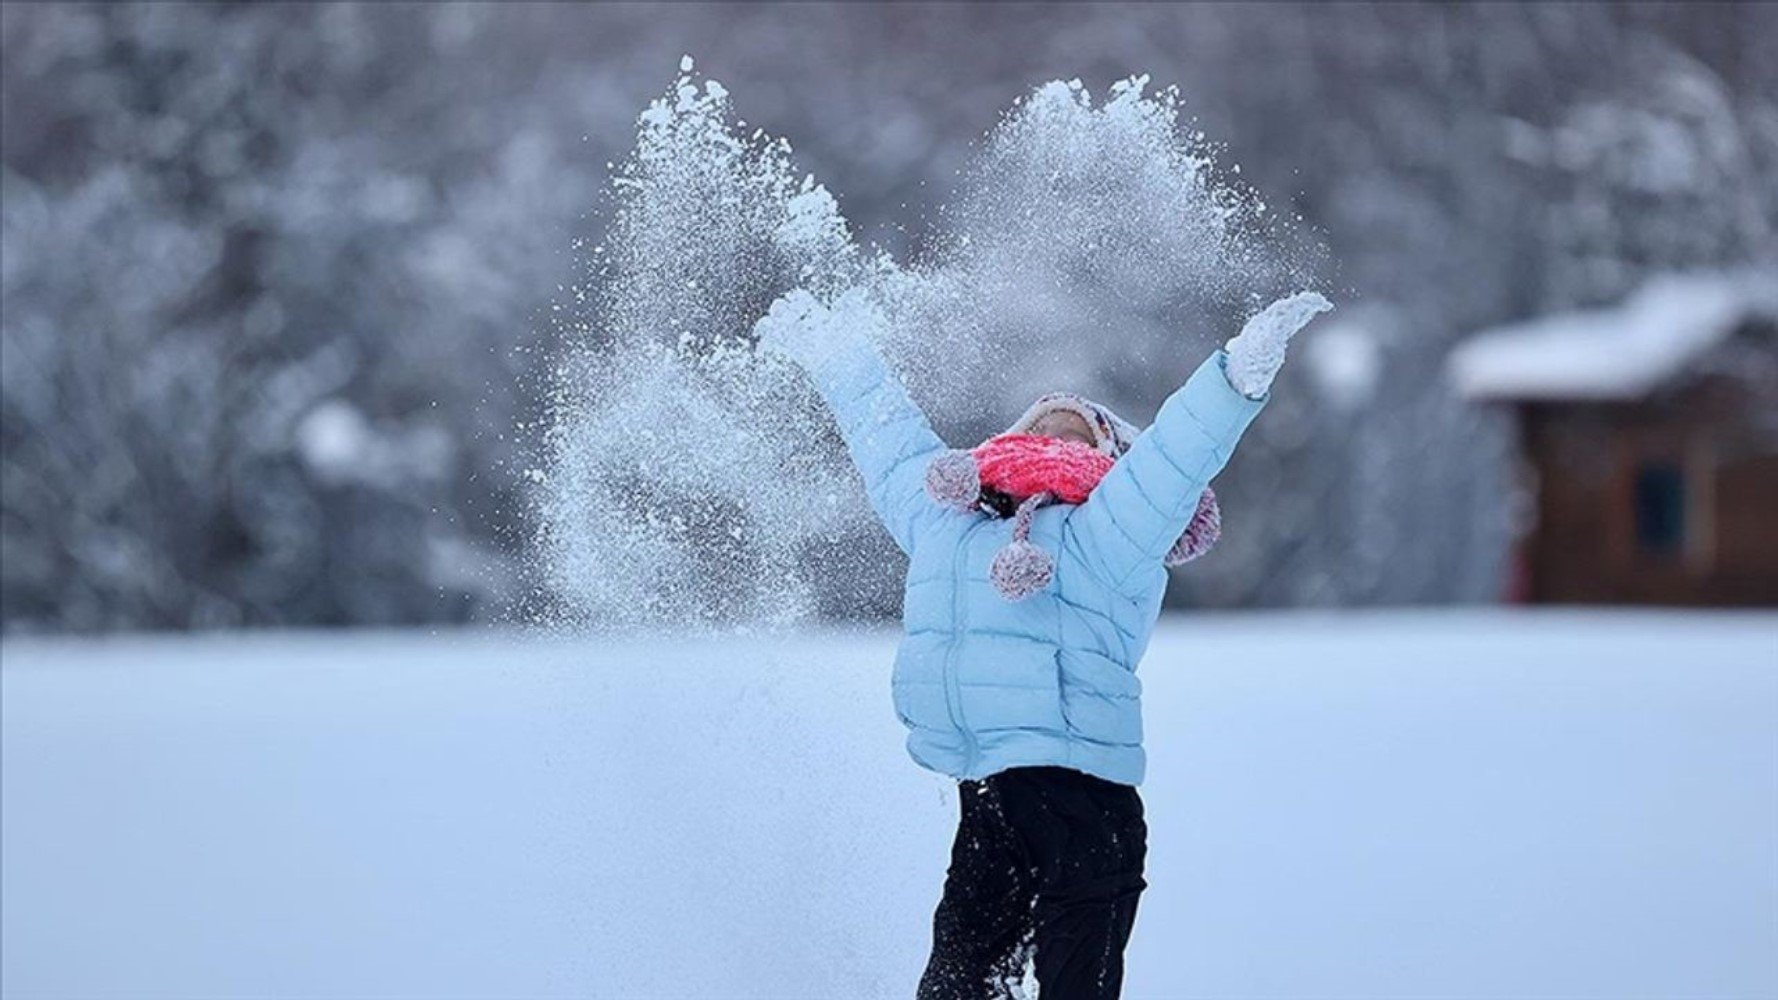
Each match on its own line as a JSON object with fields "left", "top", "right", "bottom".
{"left": 1005, "top": 392, "right": 1139, "bottom": 458}
{"left": 924, "top": 393, "right": 1222, "bottom": 601}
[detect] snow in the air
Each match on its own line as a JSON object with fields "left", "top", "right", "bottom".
{"left": 5, "top": 611, "right": 1774, "bottom": 999}
{"left": 1450, "top": 270, "right": 1778, "bottom": 401}
{"left": 533, "top": 65, "right": 1321, "bottom": 632}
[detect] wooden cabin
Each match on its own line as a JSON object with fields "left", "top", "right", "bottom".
{"left": 1452, "top": 273, "right": 1778, "bottom": 606}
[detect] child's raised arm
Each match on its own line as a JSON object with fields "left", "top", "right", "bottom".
{"left": 1066, "top": 292, "right": 1332, "bottom": 596}
{"left": 755, "top": 289, "right": 949, "bottom": 556}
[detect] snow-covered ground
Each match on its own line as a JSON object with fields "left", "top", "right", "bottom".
{"left": 3, "top": 611, "right": 1774, "bottom": 999}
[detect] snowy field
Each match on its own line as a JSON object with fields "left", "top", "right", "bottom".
{"left": 3, "top": 611, "right": 1775, "bottom": 999}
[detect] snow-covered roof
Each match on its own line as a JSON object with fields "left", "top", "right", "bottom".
{"left": 1450, "top": 272, "right": 1777, "bottom": 401}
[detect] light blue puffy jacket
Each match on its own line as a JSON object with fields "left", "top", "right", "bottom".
{"left": 799, "top": 335, "right": 1267, "bottom": 787}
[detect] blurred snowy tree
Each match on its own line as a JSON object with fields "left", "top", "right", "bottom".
{"left": 0, "top": 4, "right": 607, "bottom": 627}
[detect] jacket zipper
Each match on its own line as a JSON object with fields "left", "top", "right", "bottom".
{"left": 944, "top": 520, "right": 984, "bottom": 774}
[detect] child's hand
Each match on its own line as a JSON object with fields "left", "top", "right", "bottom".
{"left": 754, "top": 288, "right": 837, "bottom": 373}
{"left": 754, "top": 287, "right": 882, "bottom": 373}
{"left": 754, "top": 289, "right": 825, "bottom": 361}
{"left": 1222, "top": 291, "right": 1334, "bottom": 399}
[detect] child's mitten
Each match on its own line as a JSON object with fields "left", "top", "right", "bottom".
{"left": 1222, "top": 291, "right": 1334, "bottom": 399}
{"left": 753, "top": 289, "right": 830, "bottom": 369}
{"left": 754, "top": 287, "right": 883, "bottom": 374}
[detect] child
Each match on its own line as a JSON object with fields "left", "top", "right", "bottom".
{"left": 755, "top": 288, "right": 1332, "bottom": 998}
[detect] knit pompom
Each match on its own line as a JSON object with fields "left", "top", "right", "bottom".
{"left": 924, "top": 449, "right": 981, "bottom": 511}
{"left": 1163, "top": 487, "right": 1222, "bottom": 566}
{"left": 990, "top": 539, "right": 1054, "bottom": 601}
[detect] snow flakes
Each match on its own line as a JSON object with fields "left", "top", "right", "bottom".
{"left": 534, "top": 60, "right": 1315, "bottom": 632}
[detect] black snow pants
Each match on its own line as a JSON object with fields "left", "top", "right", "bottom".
{"left": 917, "top": 766, "right": 1147, "bottom": 999}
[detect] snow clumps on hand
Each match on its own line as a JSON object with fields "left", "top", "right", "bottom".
{"left": 754, "top": 286, "right": 886, "bottom": 375}
{"left": 1222, "top": 291, "right": 1334, "bottom": 399}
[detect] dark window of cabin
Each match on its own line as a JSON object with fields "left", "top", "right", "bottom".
{"left": 1633, "top": 462, "right": 1686, "bottom": 555}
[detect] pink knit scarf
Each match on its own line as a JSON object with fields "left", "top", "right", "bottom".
{"left": 971, "top": 433, "right": 1116, "bottom": 505}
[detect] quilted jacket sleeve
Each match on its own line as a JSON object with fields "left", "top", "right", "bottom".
{"left": 785, "top": 326, "right": 949, "bottom": 556}
{"left": 1066, "top": 350, "right": 1267, "bottom": 596}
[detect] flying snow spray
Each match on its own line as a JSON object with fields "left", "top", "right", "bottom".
{"left": 530, "top": 57, "right": 1321, "bottom": 631}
